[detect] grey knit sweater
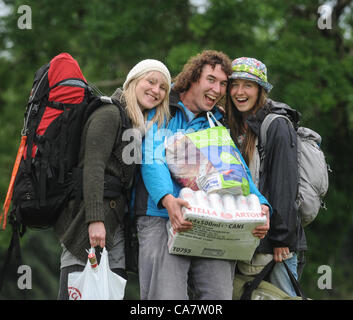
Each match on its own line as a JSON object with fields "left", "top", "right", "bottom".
{"left": 54, "top": 89, "right": 135, "bottom": 262}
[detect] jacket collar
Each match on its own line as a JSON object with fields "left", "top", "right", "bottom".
{"left": 246, "top": 98, "right": 301, "bottom": 136}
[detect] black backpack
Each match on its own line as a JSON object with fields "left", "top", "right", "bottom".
{"left": 0, "top": 53, "right": 130, "bottom": 290}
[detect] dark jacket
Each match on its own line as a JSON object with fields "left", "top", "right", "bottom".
{"left": 54, "top": 89, "right": 135, "bottom": 262}
{"left": 246, "top": 99, "right": 307, "bottom": 254}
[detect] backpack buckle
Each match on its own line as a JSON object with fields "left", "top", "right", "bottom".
{"left": 100, "top": 96, "right": 113, "bottom": 104}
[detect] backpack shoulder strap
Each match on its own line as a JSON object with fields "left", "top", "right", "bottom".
{"left": 110, "top": 97, "right": 131, "bottom": 130}
{"left": 240, "top": 260, "right": 276, "bottom": 300}
{"left": 258, "top": 113, "right": 294, "bottom": 174}
{"left": 240, "top": 259, "right": 308, "bottom": 300}
{"left": 260, "top": 113, "right": 293, "bottom": 147}
{"left": 283, "top": 261, "right": 308, "bottom": 299}
{"left": 83, "top": 95, "right": 130, "bottom": 130}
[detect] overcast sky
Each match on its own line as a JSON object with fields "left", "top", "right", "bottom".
{"left": 0, "top": 1, "right": 10, "bottom": 16}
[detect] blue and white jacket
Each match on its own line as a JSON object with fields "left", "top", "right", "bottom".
{"left": 133, "top": 90, "right": 271, "bottom": 218}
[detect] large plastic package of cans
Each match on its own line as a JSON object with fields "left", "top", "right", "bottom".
{"left": 167, "top": 188, "right": 267, "bottom": 261}
{"left": 165, "top": 113, "right": 250, "bottom": 195}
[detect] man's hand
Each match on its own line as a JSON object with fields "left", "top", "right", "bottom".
{"left": 162, "top": 194, "right": 193, "bottom": 233}
{"left": 88, "top": 221, "right": 106, "bottom": 248}
{"left": 252, "top": 204, "right": 270, "bottom": 239}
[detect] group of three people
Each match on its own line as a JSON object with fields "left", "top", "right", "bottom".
{"left": 55, "top": 50, "right": 306, "bottom": 300}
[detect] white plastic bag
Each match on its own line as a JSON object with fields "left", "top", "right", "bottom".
{"left": 68, "top": 247, "right": 126, "bottom": 300}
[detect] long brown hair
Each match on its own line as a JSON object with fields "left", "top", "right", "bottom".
{"left": 225, "top": 81, "right": 267, "bottom": 165}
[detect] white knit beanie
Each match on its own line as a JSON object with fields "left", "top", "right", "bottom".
{"left": 123, "top": 59, "right": 171, "bottom": 92}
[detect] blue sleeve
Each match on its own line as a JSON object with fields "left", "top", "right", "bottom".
{"left": 141, "top": 111, "right": 174, "bottom": 207}
{"left": 235, "top": 148, "right": 273, "bottom": 216}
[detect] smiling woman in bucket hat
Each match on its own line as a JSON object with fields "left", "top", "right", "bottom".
{"left": 225, "top": 57, "right": 307, "bottom": 299}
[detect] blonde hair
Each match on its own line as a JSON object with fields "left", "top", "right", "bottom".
{"left": 225, "top": 82, "right": 267, "bottom": 165}
{"left": 122, "top": 71, "right": 170, "bottom": 134}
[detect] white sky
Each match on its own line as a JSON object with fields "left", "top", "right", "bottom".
{"left": 189, "top": 0, "right": 208, "bottom": 13}
{"left": 0, "top": 0, "right": 10, "bottom": 17}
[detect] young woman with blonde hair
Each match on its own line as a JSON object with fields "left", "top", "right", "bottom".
{"left": 122, "top": 60, "right": 171, "bottom": 133}
{"left": 56, "top": 59, "right": 171, "bottom": 299}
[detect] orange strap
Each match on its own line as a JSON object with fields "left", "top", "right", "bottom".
{"left": 0, "top": 136, "right": 27, "bottom": 230}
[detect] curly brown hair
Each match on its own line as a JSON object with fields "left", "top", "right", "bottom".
{"left": 173, "top": 50, "right": 232, "bottom": 94}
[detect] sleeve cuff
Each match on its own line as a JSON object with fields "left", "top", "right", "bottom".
{"left": 85, "top": 200, "right": 105, "bottom": 223}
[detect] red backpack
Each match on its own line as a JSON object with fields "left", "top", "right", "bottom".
{"left": 0, "top": 52, "right": 119, "bottom": 231}
{"left": 0, "top": 53, "right": 131, "bottom": 291}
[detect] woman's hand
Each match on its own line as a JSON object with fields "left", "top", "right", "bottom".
{"left": 273, "top": 247, "right": 290, "bottom": 262}
{"left": 88, "top": 221, "right": 106, "bottom": 248}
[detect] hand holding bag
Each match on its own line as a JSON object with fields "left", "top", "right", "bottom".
{"left": 68, "top": 247, "right": 127, "bottom": 300}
